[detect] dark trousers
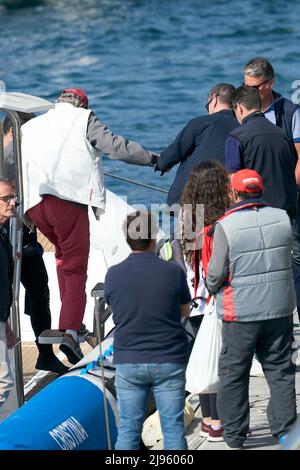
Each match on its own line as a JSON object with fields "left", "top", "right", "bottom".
{"left": 200, "top": 393, "right": 218, "bottom": 420}
{"left": 217, "top": 316, "right": 296, "bottom": 447}
{"left": 21, "top": 253, "right": 55, "bottom": 358}
{"left": 21, "top": 254, "right": 51, "bottom": 338}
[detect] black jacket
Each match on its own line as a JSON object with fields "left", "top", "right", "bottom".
{"left": 0, "top": 226, "right": 14, "bottom": 323}
{"left": 230, "top": 113, "right": 297, "bottom": 219}
{"left": 158, "top": 109, "right": 239, "bottom": 206}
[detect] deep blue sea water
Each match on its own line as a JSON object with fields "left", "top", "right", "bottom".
{"left": 0, "top": 0, "right": 299, "bottom": 206}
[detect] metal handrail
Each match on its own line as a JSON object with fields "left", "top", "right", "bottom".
{"left": 8, "top": 111, "right": 24, "bottom": 407}
{"left": 104, "top": 171, "right": 168, "bottom": 194}
{"left": 91, "top": 283, "right": 112, "bottom": 450}
{"left": 0, "top": 109, "right": 24, "bottom": 407}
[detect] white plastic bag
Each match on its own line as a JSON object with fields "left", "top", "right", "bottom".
{"left": 185, "top": 299, "right": 222, "bottom": 394}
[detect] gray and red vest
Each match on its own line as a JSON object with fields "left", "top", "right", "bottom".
{"left": 216, "top": 205, "right": 295, "bottom": 322}
{"left": 194, "top": 203, "right": 295, "bottom": 321}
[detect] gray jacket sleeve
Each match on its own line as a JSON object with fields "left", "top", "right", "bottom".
{"left": 86, "top": 112, "right": 156, "bottom": 166}
{"left": 206, "top": 223, "right": 230, "bottom": 295}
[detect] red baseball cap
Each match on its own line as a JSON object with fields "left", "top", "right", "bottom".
{"left": 231, "top": 169, "right": 263, "bottom": 193}
{"left": 62, "top": 88, "right": 89, "bottom": 108}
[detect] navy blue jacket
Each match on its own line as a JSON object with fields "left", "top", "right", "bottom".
{"left": 0, "top": 226, "right": 13, "bottom": 323}
{"left": 229, "top": 113, "right": 297, "bottom": 219}
{"left": 158, "top": 110, "right": 239, "bottom": 206}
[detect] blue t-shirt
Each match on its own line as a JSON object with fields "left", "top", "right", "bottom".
{"left": 104, "top": 252, "right": 191, "bottom": 365}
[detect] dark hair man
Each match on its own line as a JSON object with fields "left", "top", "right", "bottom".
{"left": 206, "top": 169, "right": 297, "bottom": 449}
{"left": 104, "top": 211, "right": 191, "bottom": 450}
{"left": 225, "top": 85, "right": 297, "bottom": 219}
{"left": 2, "top": 113, "right": 68, "bottom": 374}
{"left": 244, "top": 57, "right": 300, "bottom": 323}
{"left": 0, "top": 179, "right": 17, "bottom": 406}
{"left": 21, "top": 88, "right": 158, "bottom": 364}
{"left": 156, "top": 83, "right": 238, "bottom": 207}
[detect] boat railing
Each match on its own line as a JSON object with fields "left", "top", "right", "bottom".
{"left": 104, "top": 171, "right": 168, "bottom": 195}
{"left": 0, "top": 94, "right": 168, "bottom": 409}
{"left": 0, "top": 109, "right": 24, "bottom": 406}
{"left": 0, "top": 93, "right": 54, "bottom": 408}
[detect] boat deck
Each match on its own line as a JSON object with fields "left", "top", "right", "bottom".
{"left": 23, "top": 342, "right": 92, "bottom": 401}
{"left": 154, "top": 325, "right": 300, "bottom": 451}
{"left": 20, "top": 326, "right": 300, "bottom": 451}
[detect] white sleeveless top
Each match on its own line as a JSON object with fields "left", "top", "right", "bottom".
{"left": 185, "top": 261, "right": 211, "bottom": 317}
{"left": 21, "top": 103, "right": 105, "bottom": 214}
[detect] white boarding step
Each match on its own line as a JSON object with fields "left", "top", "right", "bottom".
{"left": 38, "top": 329, "right": 88, "bottom": 344}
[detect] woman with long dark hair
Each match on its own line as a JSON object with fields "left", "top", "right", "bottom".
{"left": 180, "top": 160, "right": 230, "bottom": 442}
{"left": 181, "top": 160, "right": 230, "bottom": 267}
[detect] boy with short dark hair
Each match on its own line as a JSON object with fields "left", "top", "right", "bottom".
{"left": 104, "top": 210, "right": 191, "bottom": 450}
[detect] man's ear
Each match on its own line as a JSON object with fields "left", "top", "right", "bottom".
{"left": 237, "top": 103, "right": 243, "bottom": 116}
{"left": 229, "top": 187, "right": 238, "bottom": 204}
{"left": 213, "top": 94, "right": 218, "bottom": 109}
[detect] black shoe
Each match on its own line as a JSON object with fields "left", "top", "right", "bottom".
{"left": 35, "top": 354, "right": 69, "bottom": 374}
{"left": 59, "top": 334, "right": 84, "bottom": 365}
{"left": 78, "top": 323, "right": 89, "bottom": 336}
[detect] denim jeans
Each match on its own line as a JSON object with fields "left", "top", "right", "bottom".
{"left": 115, "top": 363, "right": 187, "bottom": 450}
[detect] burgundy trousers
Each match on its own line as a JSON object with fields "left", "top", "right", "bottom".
{"left": 27, "top": 195, "right": 90, "bottom": 331}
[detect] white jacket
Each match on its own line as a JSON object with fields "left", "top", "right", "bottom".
{"left": 21, "top": 103, "right": 105, "bottom": 214}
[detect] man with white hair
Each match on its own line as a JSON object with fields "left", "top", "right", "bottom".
{"left": 21, "top": 88, "right": 158, "bottom": 364}
{"left": 3, "top": 113, "right": 68, "bottom": 374}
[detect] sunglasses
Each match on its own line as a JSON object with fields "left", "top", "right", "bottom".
{"left": 205, "top": 93, "right": 219, "bottom": 112}
{"left": 243, "top": 78, "right": 270, "bottom": 90}
{"left": 0, "top": 194, "right": 17, "bottom": 203}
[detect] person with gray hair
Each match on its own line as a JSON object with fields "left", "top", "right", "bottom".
{"left": 244, "top": 57, "right": 300, "bottom": 322}
{"left": 244, "top": 57, "right": 275, "bottom": 86}
{"left": 21, "top": 88, "right": 159, "bottom": 365}
{"left": 243, "top": 57, "right": 300, "bottom": 179}
{"left": 0, "top": 179, "right": 17, "bottom": 406}
{"left": 156, "top": 83, "right": 239, "bottom": 207}
{"left": 2, "top": 113, "right": 68, "bottom": 374}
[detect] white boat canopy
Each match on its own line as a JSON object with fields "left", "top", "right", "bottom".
{"left": 0, "top": 92, "right": 54, "bottom": 113}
